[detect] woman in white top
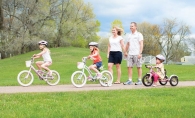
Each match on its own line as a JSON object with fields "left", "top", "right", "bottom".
{"left": 107, "top": 26, "right": 125, "bottom": 84}
{"left": 33, "top": 40, "right": 52, "bottom": 76}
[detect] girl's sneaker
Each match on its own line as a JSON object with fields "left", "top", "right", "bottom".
{"left": 47, "top": 71, "right": 53, "bottom": 77}
{"left": 96, "top": 73, "right": 102, "bottom": 79}
{"left": 87, "top": 76, "right": 93, "bottom": 81}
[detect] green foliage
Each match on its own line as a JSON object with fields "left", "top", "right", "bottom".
{"left": 111, "top": 19, "right": 124, "bottom": 30}
{"left": 99, "top": 37, "right": 109, "bottom": 52}
{"left": 1, "top": 0, "right": 100, "bottom": 58}
{"left": 0, "top": 87, "right": 195, "bottom": 117}
{"left": 71, "top": 36, "right": 86, "bottom": 48}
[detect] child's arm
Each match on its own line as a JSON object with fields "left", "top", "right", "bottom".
{"left": 33, "top": 50, "right": 46, "bottom": 59}
{"left": 154, "top": 64, "right": 163, "bottom": 70}
{"left": 88, "top": 50, "right": 98, "bottom": 60}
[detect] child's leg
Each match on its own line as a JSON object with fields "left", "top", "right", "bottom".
{"left": 152, "top": 73, "right": 159, "bottom": 85}
{"left": 41, "top": 62, "right": 52, "bottom": 75}
{"left": 36, "top": 61, "right": 44, "bottom": 70}
{"left": 89, "top": 64, "right": 99, "bottom": 73}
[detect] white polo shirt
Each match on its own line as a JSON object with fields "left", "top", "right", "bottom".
{"left": 109, "top": 36, "right": 123, "bottom": 52}
{"left": 127, "top": 31, "right": 143, "bottom": 55}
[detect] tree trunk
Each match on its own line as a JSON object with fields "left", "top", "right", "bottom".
{"left": 0, "top": 0, "right": 3, "bottom": 30}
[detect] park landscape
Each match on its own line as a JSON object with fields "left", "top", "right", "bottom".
{"left": 0, "top": 47, "right": 195, "bottom": 118}
{"left": 0, "top": 0, "right": 195, "bottom": 118}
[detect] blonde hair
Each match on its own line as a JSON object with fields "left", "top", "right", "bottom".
{"left": 113, "top": 26, "right": 124, "bottom": 36}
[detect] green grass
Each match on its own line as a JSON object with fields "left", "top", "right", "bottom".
{"left": 0, "top": 87, "right": 195, "bottom": 118}
{"left": 0, "top": 47, "right": 195, "bottom": 86}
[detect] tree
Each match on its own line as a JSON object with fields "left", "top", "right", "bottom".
{"left": 54, "top": 0, "right": 100, "bottom": 47}
{"left": 189, "top": 37, "right": 195, "bottom": 54}
{"left": 158, "top": 18, "right": 190, "bottom": 63}
{"left": 0, "top": 0, "right": 3, "bottom": 30}
{"left": 137, "top": 22, "right": 161, "bottom": 56}
{"left": 137, "top": 19, "right": 191, "bottom": 63}
{"left": 111, "top": 19, "right": 124, "bottom": 31}
{"left": 0, "top": 0, "right": 100, "bottom": 59}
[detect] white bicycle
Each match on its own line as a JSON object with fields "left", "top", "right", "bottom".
{"left": 71, "top": 57, "right": 113, "bottom": 88}
{"left": 17, "top": 58, "right": 60, "bottom": 87}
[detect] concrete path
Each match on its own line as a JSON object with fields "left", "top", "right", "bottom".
{"left": 0, "top": 81, "right": 195, "bottom": 94}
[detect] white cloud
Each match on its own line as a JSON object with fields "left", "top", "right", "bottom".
{"left": 84, "top": 0, "right": 195, "bottom": 37}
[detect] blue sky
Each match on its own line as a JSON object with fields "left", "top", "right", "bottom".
{"left": 84, "top": 0, "right": 195, "bottom": 38}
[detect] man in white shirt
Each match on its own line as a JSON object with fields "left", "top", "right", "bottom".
{"left": 124, "top": 22, "right": 143, "bottom": 85}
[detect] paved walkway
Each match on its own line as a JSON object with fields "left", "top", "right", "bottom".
{"left": 0, "top": 81, "right": 195, "bottom": 94}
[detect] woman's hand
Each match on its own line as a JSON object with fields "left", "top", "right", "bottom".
{"left": 107, "top": 54, "right": 109, "bottom": 59}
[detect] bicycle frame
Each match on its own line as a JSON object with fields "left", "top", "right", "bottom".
{"left": 80, "top": 57, "right": 103, "bottom": 80}
{"left": 26, "top": 58, "right": 52, "bottom": 79}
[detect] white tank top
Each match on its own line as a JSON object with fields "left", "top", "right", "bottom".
{"left": 42, "top": 51, "right": 52, "bottom": 62}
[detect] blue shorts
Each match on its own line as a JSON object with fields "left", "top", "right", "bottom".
{"left": 108, "top": 51, "right": 122, "bottom": 64}
{"left": 94, "top": 61, "right": 102, "bottom": 69}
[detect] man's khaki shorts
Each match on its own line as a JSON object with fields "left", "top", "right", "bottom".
{"left": 127, "top": 55, "right": 142, "bottom": 67}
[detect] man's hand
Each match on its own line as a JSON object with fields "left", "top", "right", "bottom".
{"left": 138, "top": 54, "right": 142, "bottom": 59}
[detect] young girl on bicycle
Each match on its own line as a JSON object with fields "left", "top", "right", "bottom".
{"left": 33, "top": 40, "right": 52, "bottom": 76}
{"left": 87, "top": 42, "right": 102, "bottom": 79}
{"left": 148, "top": 54, "right": 165, "bottom": 87}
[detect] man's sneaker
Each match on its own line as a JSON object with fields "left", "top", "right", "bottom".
{"left": 135, "top": 80, "right": 142, "bottom": 85}
{"left": 123, "top": 80, "right": 133, "bottom": 85}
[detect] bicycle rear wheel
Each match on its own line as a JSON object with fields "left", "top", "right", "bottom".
{"left": 99, "top": 70, "right": 113, "bottom": 87}
{"left": 17, "top": 70, "right": 34, "bottom": 87}
{"left": 159, "top": 76, "right": 168, "bottom": 85}
{"left": 71, "top": 71, "right": 87, "bottom": 88}
{"left": 46, "top": 70, "right": 60, "bottom": 86}
{"left": 170, "top": 75, "right": 179, "bottom": 86}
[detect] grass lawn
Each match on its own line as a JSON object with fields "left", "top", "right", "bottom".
{"left": 0, "top": 87, "right": 195, "bottom": 118}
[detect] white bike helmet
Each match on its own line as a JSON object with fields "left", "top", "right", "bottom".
{"left": 156, "top": 54, "right": 165, "bottom": 61}
{"left": 38, "top": 40, "right": 48, "bottom": 46}
{"left": 89, "top": 42, "right": 98, "bottom": 47}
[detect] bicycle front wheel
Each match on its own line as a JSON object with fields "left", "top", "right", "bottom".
{"left": 142, "top": 74, "right": 153, "bottom": 87}
{"left": 17, "top": 70, "right": 34, "bottom": 87}
{"left": 99, "top": 70, "right": 113, "bottom": 87}
{"left": 46, "top": 70, "right": 60, "bottom": 86}
{"left": 71, "top": 71, "right": 87, "bottom": 88}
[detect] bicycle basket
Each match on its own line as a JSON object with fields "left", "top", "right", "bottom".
{"left": 25, "top": 60, "right": 31, "bottom": 67}
{"left": 77, "top": 62, "right": 84, "bottom": 69}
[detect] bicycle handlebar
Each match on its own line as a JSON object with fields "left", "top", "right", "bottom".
{"left": 31, "top": 57, "right": 35, "bottom": 63}
{"left": 145, "top": 65, "right": 160, "bottom": 69}
{"left": 82, "top": 57, "right": 88, "bottom": 62}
